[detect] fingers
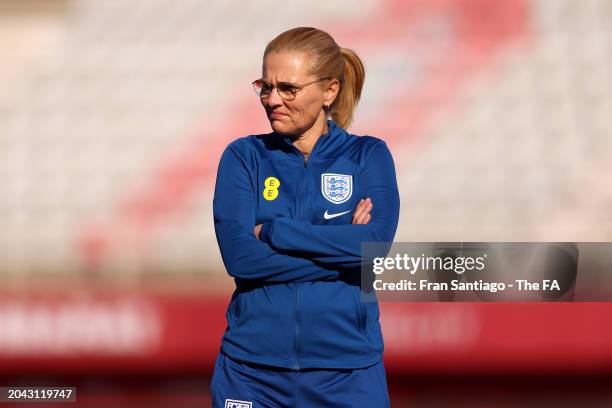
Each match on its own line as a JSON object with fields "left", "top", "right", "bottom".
{"left": 354, "top": 211, "right": 371, "bottom": 225}
{"left": 253, "top": 224, "right": 263, "bottom": 239}
{"left": 352, "top": 198, "right": 373, "bottom": 224}
{"left": 357, "top": 198, "right": 373, "bottom": 223}
{"left": 355, "top": 213, "right": 371, "bottom": 225}
{"left": 352, "top": 198, "right": 366, "bottom": 223}
{"left": 354, "top": 198, "right": 371, "bottom": 219}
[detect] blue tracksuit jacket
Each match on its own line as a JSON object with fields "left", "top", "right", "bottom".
{"left": 213, "top": 119, "right": 400, "bottom": 370}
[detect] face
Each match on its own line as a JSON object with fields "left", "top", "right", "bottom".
{"left": 260, "top": 51, "right": 339, "bottom": 136}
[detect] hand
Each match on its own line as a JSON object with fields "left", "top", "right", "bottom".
{"left": 254, "top": 224, "right": 263, "bottom": 240}
{"left": 352, "top": 198, "right": 372, "bottom": 224}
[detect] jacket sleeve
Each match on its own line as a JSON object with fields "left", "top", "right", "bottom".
{"left": 259, "top": 141, "right": 400, "bottom": 268}
{"left": 213, "top": 144, "right": 339, "bottom": 283}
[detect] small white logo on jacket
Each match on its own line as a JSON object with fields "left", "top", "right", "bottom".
{"left": 225, "top": 399, "right": 252, "bottom": 408}
{"left": 324, "top": 210, "right": 351, "bottom": 220}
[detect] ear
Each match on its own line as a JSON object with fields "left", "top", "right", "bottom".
{"left": 323, "top": 78, "right": 340, "bottom": 107}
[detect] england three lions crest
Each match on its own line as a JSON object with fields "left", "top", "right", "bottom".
{"left": 322, "top": 173, "right": 353, "bottom": 204}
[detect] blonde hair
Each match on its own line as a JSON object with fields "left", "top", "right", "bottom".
{"left": 264, "top": 27, "right": 365, "bottom": 129}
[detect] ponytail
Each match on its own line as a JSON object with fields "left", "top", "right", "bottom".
{"left": 330, "top": 48, "right": 365, "bottom": 129}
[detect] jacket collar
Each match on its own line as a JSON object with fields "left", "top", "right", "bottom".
{"left": 275, "top": 119, "right": 346, "bottom": 159}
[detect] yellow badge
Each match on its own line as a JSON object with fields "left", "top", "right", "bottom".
{"left": 263, "top": 176, "right": 280, "bottom": 201}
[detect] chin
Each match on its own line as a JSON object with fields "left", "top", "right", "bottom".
{"left": 270, "top": 119, "right": 295, "bottom": 135}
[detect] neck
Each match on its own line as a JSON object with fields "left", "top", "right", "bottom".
{"left": 292, "top": 114, "right": 328, "bottom": 156}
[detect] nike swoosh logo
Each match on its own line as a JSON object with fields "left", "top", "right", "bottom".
{"left": 324, "top": 210, "right": 351, "bottom": 220}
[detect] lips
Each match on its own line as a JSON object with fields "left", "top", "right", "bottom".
{"left": 270, "top": 111, "right": 288, "bottom": 118}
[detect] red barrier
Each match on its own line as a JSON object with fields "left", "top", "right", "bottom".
{"left": 1, "top": 293, "right": 610, "bottom": 375}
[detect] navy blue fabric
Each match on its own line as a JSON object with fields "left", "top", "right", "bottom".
{"left": 213, "top": 119, "right": 400, "bottom": 370}
{"left": 210, "top": 351, "right": 390, "bottom": 408}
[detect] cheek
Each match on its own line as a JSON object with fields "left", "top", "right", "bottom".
{"left": 292, "top": 99, "right": 321, "bottom": 123}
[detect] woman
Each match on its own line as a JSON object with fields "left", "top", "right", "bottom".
{"left": 211, "top": 27, "right": 400, "bottom": 407}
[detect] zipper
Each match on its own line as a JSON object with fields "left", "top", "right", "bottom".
{"left": 294, "top": 284, "right": 300, "bottom": 370}
{"left": 294, "top": 153, "right": 308, "bottom": 370}
{"left": 301, "top": 154, "right": 308, "bottom": 218}
{"left": 290, "top": 121, "right": 330, "bottom": 371}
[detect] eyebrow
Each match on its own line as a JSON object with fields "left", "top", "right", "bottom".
{"left": 261, "top": 80, "right": 299, "bottom": 87}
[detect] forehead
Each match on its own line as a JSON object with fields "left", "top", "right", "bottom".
{"left": 262, "top": 51, "right": 314, "bottom": 82}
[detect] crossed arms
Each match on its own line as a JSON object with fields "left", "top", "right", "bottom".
{"left": 213, "top": 142, "right": 400, "bottom": 283}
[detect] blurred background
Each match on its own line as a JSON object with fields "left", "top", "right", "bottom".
{"left": 1, "top": 0, "right": 612, "bottom": 406}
